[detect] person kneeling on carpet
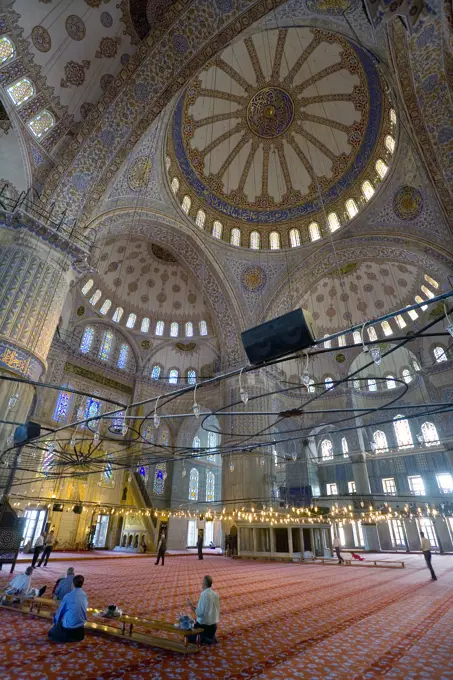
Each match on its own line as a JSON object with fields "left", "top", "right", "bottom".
{"left": 187, "top": 574, "right": 220, "bottom": 644}
{"left": 48, "top": 574, "right": 87, "bottom": 643}
{"left": 2, "top": 566, "right": 46, "bottom": 603}
{"left": 53, "top": 567, "right": 75, "bottom": 600}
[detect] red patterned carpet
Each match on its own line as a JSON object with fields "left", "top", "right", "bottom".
{"left": 0, "top": 554, "right": 452, "bottom": 679}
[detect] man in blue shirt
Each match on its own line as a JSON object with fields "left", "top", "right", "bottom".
{"left": 48, "top": 574, "right": 88, "bottom": 642}
{"left": 54, "top": 567, "right": 75, "bottom": 600}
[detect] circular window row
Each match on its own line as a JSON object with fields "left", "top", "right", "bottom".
{"left": 167, "top": 110, "right": 397, "bottom": 250}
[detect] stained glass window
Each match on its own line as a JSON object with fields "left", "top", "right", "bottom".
{"left": 207, "top": 431, "right": 217, "bottom": 462}
{"left": 338, "top": 335, "right": 346, "bottom": 347}
{"left": 89, "top": 289, "right": 102, "bottom": 306}
{"left": 385, "top": 135, "right": 395, "bottom": 153}
{"left": 434, "top": 346, "right": 447, "bottom": 363}
{"left": 189, "top": 468, "right": 199, "bottom": 501}
{"left": 362, "top": 181, "right": 375, "bottom": 201}
{"left": 171, "top": 177, "right": 179, "bottom": 194}
{"left": 367, "top": 326, "right": 378, "bottom": 342}
{"left": 321, "top": 438, "right": 333, "bottom": 460}
{"left": 141, "top": 317, "right": 150, "bottom": 333}
{"left": 395, "top": 314, "right": 406, "bottom": 329}
{"left": 323, "top": 335, "right": 331, "bottom": 349}
{"left": 53, "top": 389, "right": 72, "bottom": 422}
{"left": 42, "top": 441, "right": 56, "bottom": 474}
{"left": 345, "top": 199, "right": 358, "bottom": 218}
{"left": 341, "top": 437, "right": 348, "bottom": 457}
{"left": 168, "top": 369, "right": 179, "bottom": 385}
{"left": 155, "top": 320, "right": 164, "bottom": 336}
{"left": 328, "top": 212, "right": 340, "bottom": 232}
{"left": 390, "top": 108, "right": 397, "bottom": 125}
{"left": 153, "top": 463, "right": 167, "bottom": 495}
{"left": 386, "top": 375, "right": 396, "bottom": 389}
{"left": 309, "top": 222, "right": 320, "bottom": 241}
{"left": 250, "top": 231, "right": 260, "bottom": 249}
{"left": 151, "top": 364, "right": 161, "bottom": 380}
{"left": 181, "top": 195, "right": 191, "bottom": 214}
{"left": 28, "top": 110, "right": 55, "bottom": 138}
{"left": 229, "top": 227, "right": 241, "bottom": 246}
{"left": 185, "top": 322, "right": 193, "bottom": 337}
{"left": 0, "top": 36, "right": 15, "bottom": 65}
{"left": 193, "top": 436, "right": 200, "bottom": 453}
{"left": 170, "top": 322, "right": 178, "bottom": 337}
{"left": 7, "top": 77, "right": 35, "bottom": 106}
{"left": 187, "top": 369, "right": 196, "bottom": 385}
{"left": 117, "top": 343, "right": 128, "bottom": 369}
{"left": 80, "top": 326, "right": 94, "bottom": 354}
{"left": 100, "top": 299, "right": 111, "bottom": 315}
{"left": 81, "top": 279, "right": 94, "bottom": 295}
{"left": 112, "top": 307, "right": 123, "bottom": 322}
{"left": 375, "top": 159, "right": 388, "bottom": 179}
{"left": 196, "top": 210, "right": 205, "bottom": 228}
{"left": 103, "top": 458, "right": 113, "bottom": 482}
{"left": 353, "top": 330, "right": 361, "bottom": 344}
{"left": 368, "top": 378, "right": 377, "bottom": 391}
{"left": 269, "top": 231, "right": 281, "bottom": 249}
{"left": 111, "top": 412, "right": 125, "bottom": 434}
{"left": 206, "top": 471, "right": 215, "bottom": 502}
{"left": 212, "top": 221, "right": 223, "bottom": 239}
{"left": 393, "top": 415, "right": 413, "bottom": 449}
{"left": 289, "top": 228, "right": 300, "bottom": 247}
{"left": 85, "top": 397, "right": 101, "bottom": 429}
{"left": 308, "top": 378, "right": 315, "bottom": 393}
{"left": 424, "top": 274, "right": 438, "bottom": 289}
{"left": 381, "top": 320, "right": 393, "bottom": 336}
{"left": 159, "top": 426, "right": 169, "bottom": 446}
{"left": 325, "top": 376, "right": 334, "bottom": 389}
{"left": 421, "top": 421, "right": 439, "bottom": 446}
{"left": 126, "top": 313, "right": 136, "bottom": 329}
{"left": 412, "top": 358, "right": 421, "bottom": 372}
{"left": 143, "top": 424, "right": 153, "bottom": 443}
{"left": 199, "top": 320, "right": 207, "bottom": 336}
{"left": 373, "top": 430, "right": 388, "bottom": 452}
{"left": 99, "top": 330, "right": 113, "bottom": 361}
{"left": 414, "top": 295, "right": 428, "bottom": 311}
{"left": 402, "top": 368, "right": 412, "bottom": 384}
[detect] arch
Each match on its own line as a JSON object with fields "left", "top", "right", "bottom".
{"left": 345, "top": 199, "right": 358, "bottom": 219}
{"left": 395, "top": 314, "right": 406, "bottom": 329}
{"left": 168, "top": 368, "right": 179, "bottom": 385}
{"left": 368, "top": 378, "right": 377, "bottom": 391}
{"left": 362, "top": 180, "right": 375, "bottom": 201}
{"left": 171, "top": 177, "right": 179, "bottom": 194}
{"left": 189, "top": 468, "right": 199, "bottom": 501}
{"left": 385, "top": 135, "right": 395, "bottom": 153}
{"left": 100, "top": 299, "right": 111, "bottom": 315}
{"left": 185, "top": 321, "right": 193, "bottom": 337}
{"left": 375, "top": 159, "right": 388, "bottom": 179}
{"left": 321, "top": 438, "right": 333, "bottom": 460}
{"left": 393, "top": 415, "right": 413, "bottom": 448}
{"left": 206, "top": 471, "right": 215, "bottom": 502}
{"left": 308, "top": 222, "right": 320, "bottom": 241}
{"left": 328, "top": 212, "right": 340, "bottom": 232}
{"left": 112, "top": 307, "right": 124, "bottom": 323}
{"left": 195, "top": 209, "right": 205, "bottom": 228}
{"left": 81, "top": 279, "right": 94, "bottom": 295}
{"left": 199, "top": 320, "right": 207, "bottom": 336}
{"left": 99, "top": 329, "right": 114, "bottom": 361}
{"left": 324, "top": 376, "right": 334, "bottom": 389}
{"left": 433, "top": 345, "right": 447, "bottom": 363}
{"left": 337, "top": 334, "right": 346, "bottom": 347}
{"left": 212, "top": 220, "right": 223, "bottom": 239}
{"left": 181, "top": 195, "right": 191, "bottom": 214}
{"left": 421, "top": 421, "right": 439, "bottom": 446}
{"left": 118, "top": 343, "right": 129, "bottom": 369}
{"left": 126, "top": 313, "right": 136, "bottom": 329}
{"left": 187, "top": 369, "right": 196, "bottom": 385}
{"left": 151, "top": 364, "right": 162, "bottom": 380}
{"left": 353, "top": 330, "right": 361, "bottom": 344}
{"left": 89, "top": 289, "right": 102, "bottom": 306}
{"left": 367, "top": 326, "right": 378, "bottom": 342}
{"left": 386, "top": 374, "right": 396, "bottom": 389}
{"left": 402, "top": 368, "right": 412, "bottom": 383}
{"left": 269, "top": 231, "right": 281, "bottom": 250}
{"left": 80, "top": 326, "right": 94, "bottom": 354}
{"left": 230, "top": 227, "right": 241, "bottom": 246}
{"left": 170, "top": 321, "right": 179, "bottom": 337}
{"left": 373, "top": 430, "right": 388, "bottom": 452}
{"left": 7, "top": 77, "right": 35, "bottom": 106}
{"left": 250, "top": 231, "right": 260, "bottom": 249}
{"left": 0, "top": 36, "right": 15, "bottom": 65}
{"left": 28, "top": 110, "right": 55, "bottom": 139}
{"left": 155, "top": 320, "right": 164, "bottom": 336}
{"left": 289, "top": 228, "right": 300, "bottom": 247}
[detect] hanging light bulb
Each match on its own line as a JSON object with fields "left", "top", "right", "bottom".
{"left": 154, "top": 396, "right": 160, "bottom": 429}
{"left": 239, "top": 368, "right": 249, "bottom": 404}
{"left": 370, "top": 346, "right": 381, "bottom": 365}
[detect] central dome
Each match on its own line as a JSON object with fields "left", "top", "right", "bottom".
{"left": 246, "top": 87, "right": 294, "bottom": 138}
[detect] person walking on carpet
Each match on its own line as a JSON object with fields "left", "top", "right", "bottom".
{"left": 38, "top": 530, "right": 56, "bottom": 567}
{"left": 197, "top": 532, "right": 203, "bottom": 560}
{"left": 333, "top": 535, "right": 344, "bottom": 564}
{"left": 31, "top": 532, "right": 45, "bottom": 568}
{"left": 420, "top": 531, "right": 437, "bottom": 580}
{"left": 155, "top": 532, "right": 167, "bottom": 566}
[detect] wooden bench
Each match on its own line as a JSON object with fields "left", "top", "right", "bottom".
{"left": 308, "top": 557, "right": 404, "bottom": 568}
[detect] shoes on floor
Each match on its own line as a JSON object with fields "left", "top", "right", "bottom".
{"left": 38, "top": 586, "right": 47, "bottom": 597}
{"left": 432, "top": 577, "right": 438, "bottom": 581}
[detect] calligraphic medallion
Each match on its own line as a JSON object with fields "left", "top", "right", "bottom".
{"left": 246, "top": 87, "right": 294, "bottom": 139}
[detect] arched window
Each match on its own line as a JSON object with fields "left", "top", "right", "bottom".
{"left": 414, "top": 295, "right": 428, "bottom": 311}
{"left": 373, "top": 430, "right": 388, "bottom": 452}
{"left": 53, "top": 388, "right": 72, "bottom": 422}
{"left": 338, "top": 335, "right": 346, "bottom": 347}
{"left": 84, "top": 396, "right": 101, "bottom": 429}
{"left": 126, "top": 313, "right": 136, "bottom": 329}
{"left": 141, "top": 317, "right": 150, "bottom": 333}
{"left": 170, "top": 322, "right": 178, "bottom": 337}
{"left": 323, "top": 335, "right": 331, "bottom": 349}
{"left": 103, "top": 458, "right": 114, "bottom": 482}
{"left": 151, "top": 364, "right": 161, "bottom": 380}
{"left": 208, "top": 431, "right": 217, "bottom": 453}
{"left": 159, "top": 426, "right": 169, "bottom": 446}
{"left": 406, "top": 305, "right": 419, "bottom": 321}
{"left": 165, "top": 156, "right": 171, "bottom": 171}
{"left": 381, "top": 320, "right": 393, "bottom": 336}
{"left": 0, "top": 36, "right": 15, "bottom": 65}
{"left": 89, "top": 289, "right": 102, "bottom": 306}
{"left": 367, "top": 326, "right": 378, "bottom": 342}
{"left": 80, "top": 326, "right": 94, "bottom": 354}
{"left": 341, "top": 437, "right": 349, "bottom": 457}
{"left": 199, "top": 320, "right": 207, "bottom": 336}
{"left": 193, "top": 436, "right": 200, "bottom": 453}
{"left": 353, "top": 330, "right": 361, "bottom": 344}
{"left": 187, "top": 369, "right": 196, "bottom": 385}
{"left": 168, "top": 369, "right": 179, "bottom": 385}
{"left": 328, "top": 212, "right": 340, "bottom": 232}
{"left": 100, "top": 299, "right": 111, "bottom": 315}
{"left": 171, "top": 177, "right": 179, "bottom": 194}
{"left": 362, "top": 181, "right": 375, "bottom": 201}
{"left": 289, "top": 228, "right": 300, "bottom": 247}
{"left": 393, "top": 415, "right": 413, "bottom": 449}
{"left": 230, "top": 228, "right": 241, "bottom": 246}
{"left": 28, "top": 110, "right": 55, "bottom": 139}
{"left": 269, "top": 231, "right": 281, "bottom": 249}
{"left": 390, "top": 109, "right": 397, "bottom": 125}
{"left": 395, "top": 314, "right": 406, "bottom": 329}
{"left": 99, "top": 330, "right": 113, "bottom": 361}
{"left": 212, "top": 221, "right": 223, "bottom": 239}
{"left": 185, "top": 322, "right": 193, "bottom": 337}
{"left": 321, "top": 438, "right": 333, "bottom": 460}
{"left": 433, "top": 346, "right": 447, "bottom": 363}
{"left": 206, "top": 471, "right": 215, "bottom": 502}
{"left": 153, "top": 463, "right": 167, "bottom": 495}
{"left": 421, "top": 285, "right": 435, "bottom": 300}
{"left": 412, "top": 358, "right": 421, "bottom": 372}
{"left": 375, "top": 159, "right": 388, "bottom": 179}
{"left": 308, "top": 378, "right": 315, "bottom": 393}
{"left": 250, "top": 231, "right": 260, "bottom": 249}
{"left": 42, "top": 441, "right": 56, "bottom": 475}
{"left": 385, "top": 135, "right": 395, "bottom": 154}
{"left": 112, "top": 307, "right": 123, "bottom": 323}
{"left": 309, "top": 222, "right": 321, "bottom": 241}
{"left": 421, "top": 421, "right": 439, "bottom": 446}
{"left": 81, "top": 279, "right": 94, "bottom": 295}
{"left": 189, "top": 468, "right": 199, "bottom": 501}
{"left": 424, "top": 274, "right": 438, "bottom": 289}
{"left": 386, "top": 375, "right": 396, "bottom": 389}
{"left": 402, "top": 368, "right": 412, "bottom": 384}
{"left": 7, "top": 77, "right": 35, "bottom": 106}
{"left": 155, "top": 320, "right": 164, "bottom": 336}
{"left": 345, "top": 199, "right": 358, "bottom": 218}
{"left": 181, "top": 195, "right": 191, "bottom": 214}
{"left": 111, "top": 411, "right": 126, "bottom": 435}
{"left": 325, "top": 376, "right": 334, "bottom": 389}
{"left": 196, "top": 209, "right": 205, "bottom": 228}
{"left": 117, "top": 343, "right": 129, "bottom": 369}
{"left": 368, "top": 378, "right": 377, "bottom": 392}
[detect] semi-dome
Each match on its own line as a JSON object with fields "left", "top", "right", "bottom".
{"left": 166, "top": 27, "right": 396, "bottom": 249}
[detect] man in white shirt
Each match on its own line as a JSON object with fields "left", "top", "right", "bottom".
{"left": 38, "top": 530, "right": 55, "bottom": 567}
{"left": 333, "top": 535, "right": 344, "bottom": 564}
{"left": 2, "top": 566, "right": 46, "bottom": 603}
{"left": 31, "top": 532, "right": 45, "bottom": 568}
{"left": 187, "top": 575, "right": 220, "bottom": 644}
{"left": 420, "top": 532, "right": 437, "bottom": 580}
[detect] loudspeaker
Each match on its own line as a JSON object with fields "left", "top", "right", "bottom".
{"left": 13, "top": 421, "right": 41, "bottom": 445}
{"left": 52, "top": 503, "right": 64, "bottom": 512}
{"left": 241, "top": 309, "right": 317, "bottom": 365}
{"left": 73, "top": 505, "right": 83, "bottom": 515}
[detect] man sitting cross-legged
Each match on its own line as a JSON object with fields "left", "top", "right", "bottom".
{"left": 187, "top": 575, "right": 220, "bottom": 644}
{"left": 48, "top": 574, "right": 87, "bottom": 643}
{"left": 2, "top": 566, "right": 47, "bottom": 603}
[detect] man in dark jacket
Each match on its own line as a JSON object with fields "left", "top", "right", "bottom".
{"left": 155, "top": 532, "right": 166, "bottom": 566}
{"left": 197, "top": 533, "right": 203, "bottom": 560}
